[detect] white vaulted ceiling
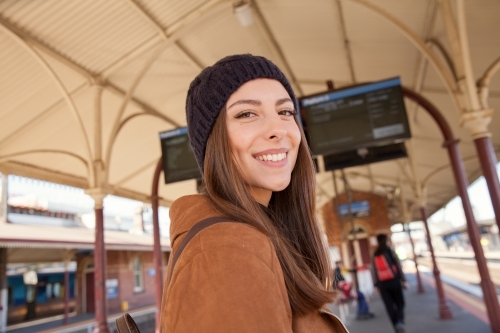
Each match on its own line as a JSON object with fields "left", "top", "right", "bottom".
{"left": 0, "top": 0, "right": 499, "bottom": 221}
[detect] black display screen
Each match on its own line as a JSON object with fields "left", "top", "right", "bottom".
{"left": 299, "top": 77, "right": 411, "bottom": 156}
{"left": 159, "top": 127, "right": 201, "bottom": 184}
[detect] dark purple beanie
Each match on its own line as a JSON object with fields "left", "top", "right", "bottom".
{"left": 186, "top": 54, "right": 298, "bottom": 172}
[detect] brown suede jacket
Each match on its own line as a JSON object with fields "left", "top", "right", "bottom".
{"left": 160, "top": 194, "right": 348, "bottom": 333}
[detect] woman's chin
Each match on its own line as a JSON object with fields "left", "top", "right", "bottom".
{"left": 268, "top": 180, "right": 291, "bottom": 193}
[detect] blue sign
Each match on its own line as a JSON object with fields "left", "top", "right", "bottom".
{"left": 301, "top": 78, "right": 401, "bottom": 107}
{"left": 337, "top": 200, "right": 370, "bottom": 218}
{"left": 106, "top": 279, "right": 118, "bottom": 299}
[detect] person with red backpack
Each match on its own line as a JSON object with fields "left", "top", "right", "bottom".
{"left": 372, "top": 234, "right": 409, "bottom": 333}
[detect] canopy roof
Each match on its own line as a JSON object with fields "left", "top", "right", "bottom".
{"left": 0, "top": 0, "right": 499, "bottom": 222}
{"left": 0, "top": 223, "right": 171, "bottom": 263}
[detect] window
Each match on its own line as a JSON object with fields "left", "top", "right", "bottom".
{"left": 46, "top": 283, "right": 53, "bottom": 299}
{"left": 132, "top": 257, "right": 144, "bottom": 292}
{"left": 53, "top": 282, "right": 62, "bottom": 298}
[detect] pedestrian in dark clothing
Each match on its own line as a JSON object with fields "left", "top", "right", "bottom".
{"left": 333, "top": 261, "right": 345, "bottom": 290}
{"left": 372, "top": 234, "right": 408, "bottom": 333}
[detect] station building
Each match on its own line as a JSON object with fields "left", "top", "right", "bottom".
{"left": 0, "top": 175, "right": 170, "bottom": 326}
{"left": 322, "top": 190, "right": 392, "bottom": 269}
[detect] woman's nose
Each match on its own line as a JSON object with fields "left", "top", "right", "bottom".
{"left": 266, "top": 113, "right": 287, "bottom": 140}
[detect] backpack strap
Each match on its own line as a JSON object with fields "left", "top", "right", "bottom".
{"left": 116, "top": 313, "right": 140, "bottom": 333}
{"left": 168, "top": 216, "right": 235, "bottom": 281}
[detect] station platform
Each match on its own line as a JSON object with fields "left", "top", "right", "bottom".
{"left": 7, "top": 306, "right": 156, "bottom": 333}
{"left": 7, "top": 264, "right": 493, "bottom": 333}
{"left": 328, "top": 266, "right": 492, "bottom": 333}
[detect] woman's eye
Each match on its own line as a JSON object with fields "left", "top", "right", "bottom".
{"left": 278, "top": 109, "right": 297, "bottom": 116}
{"left": 235, "top": 111, "right": 255, "bottom": 119}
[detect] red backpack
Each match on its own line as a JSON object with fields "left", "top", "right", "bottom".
{"left": 374, "top": 253, "right": 397, "bottom": 281}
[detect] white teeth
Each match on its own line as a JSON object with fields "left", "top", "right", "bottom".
{"left": 256, "top": 153, "right": 287, "bottom": 162}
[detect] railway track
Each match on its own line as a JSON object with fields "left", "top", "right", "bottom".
{"left": 416, "top": 254, "right": 500, "bottom": 293}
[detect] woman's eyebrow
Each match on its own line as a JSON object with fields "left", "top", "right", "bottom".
{"left": 276, "top": 98, "right": 293, "bottom": 106}
{"left": 227, "top": 99, "right": 261, "bottom": 110}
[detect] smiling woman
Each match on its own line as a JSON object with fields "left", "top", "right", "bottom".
{"left": 225, "top": 78, "right": 301, "bottom": 205}
{"left": 160, "top": 54, "right": 348, "bottom": 333}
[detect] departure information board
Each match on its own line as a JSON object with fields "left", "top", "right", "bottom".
{"left": 300, "top": 77, "right": 411, "bottom": 156}
{"left": 159, "top": 127, "right": 200, "bottom": 184}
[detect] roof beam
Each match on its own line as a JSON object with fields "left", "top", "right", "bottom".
{"left": 0, "top": 17, "right": 95, "bottom": 184}
{"left": 252, "top": 0, "right": 303, "bottom": 96}
{"left": 409, "top": 1, "right": 438, "bottom": 119}
{"left": 102, "top": 0, "right": 229, "bottom": 78}
{"left": 0, "top": 82, "right": 89, "bottom": 149}
{"left": 0, "top": 16, "right": 173, "bottom": 131}
{"left": 0, "top": 15, "right": 96, "bottom": 80}
{"left": 349, "top": 0, "right": 462, "bottom": 113}
{"left": 334, "top": 0, "right": 356, "bottom": 83}
{"left": 0, "top": 1, "right": 234, "bottom": 131}
{"left": 0, "top": 15, "right": 176, "bottom": 124}
{"left": 124, "top": 0, "right": 205, "bottom": 70}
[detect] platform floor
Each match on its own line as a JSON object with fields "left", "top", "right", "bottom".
{"left": 7, "top": 268, "right": 493, "bottom": 333}
{"left": 327, "top": 271, "right": 491, "bottom": 333}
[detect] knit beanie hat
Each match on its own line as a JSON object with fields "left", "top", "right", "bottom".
{"left": 186, "top": 54, "right": 298, "bottom": 172}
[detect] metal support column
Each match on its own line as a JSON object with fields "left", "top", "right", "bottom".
{"left": 64, "top": 260, "right": 70, "bottom": 324}
{"left": 340, "top": 169, "right": 359, "bottom": 291}
{"left": 0, "top": 174, "right": 7, "bottom": 224}
{"left": 93, "top": 204, "right": 109, "bottom": 333}
{"left": 86, "top": 190, "right": 110, "bottom": 333}
{"left": 62, "top": 251, "right": 73, "bottom": 326}
{"left": 399, "top": 182, "right": 425, "bottom": 294}
{"left": 404, "top": 137, "right": 452, "bottom": 316}
{"left": 473, "top": 137, "right": 500, "bottom": 232}
{"left": 0, "top": 248, "right": 7, "bottom": 333}
{"left": 404, "top": 223, "right": 425, "bottom": 294}
{"left": 420, "top": 207, "right": 452, "bottom": 319}
{"left": 445, "top": 139, "right": 500, "bottom": 330}
{"left": 87, "top": 80, "right": 110, "bottom": 333}
{"left": 403, "top": 87, "right": 500, "bottom": 331}
{"left": 450, "top": 0, "right": 500, "bottom": 243}
{"left": 151, "top": 159, "right": 164, "bottom": 333}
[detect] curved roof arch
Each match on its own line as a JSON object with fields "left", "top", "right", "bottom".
{"left": 1, "top": 0, "right": 499, "bottom": 219}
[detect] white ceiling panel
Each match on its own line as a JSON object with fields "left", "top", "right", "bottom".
{"left": 0, "top": 0, "right": 499, "bottom": 222}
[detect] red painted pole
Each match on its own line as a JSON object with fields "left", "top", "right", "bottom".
{"left": 420, "top": 208, "right": 452, "bottom": 319}
{"left": 63, "top": 261, "right": 70, "bottom": 325}
{"left": 473, "top": 137, "right": 500, "bottom": 232}
{"left": 0, "top": 248, "right": 7, "bottom": 333}
{"left": 403, "top": 87, "right": 500, "bottom": 331}
{"left": 152, "top": 158, "right": 164, "bottom": 333}
{"left": 405, "top": 224, "right": 425, "bottom": 294}
{"left": 446, "top": 139, "right": 500, "bottom": 330}
{"left": 94, "top": 207, "right": 110, "bottom": 333}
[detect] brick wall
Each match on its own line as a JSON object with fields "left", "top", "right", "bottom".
{"left": 75, "top": 249, "right": 170, "bottom": 314}
{"left": 322, "top": 190, "right": 392, "bottom": 261}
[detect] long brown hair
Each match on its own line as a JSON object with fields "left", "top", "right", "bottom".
{"left": 203, "top": 108, "right": 336, "bottom": 315}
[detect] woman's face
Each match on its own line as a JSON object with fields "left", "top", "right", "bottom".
{"left": 225, "top": 78, "right": 301, "bottom": 206}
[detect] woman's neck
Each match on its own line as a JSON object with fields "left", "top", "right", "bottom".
{"left": 248, "top": 186, "right": 272, "bottom": 207}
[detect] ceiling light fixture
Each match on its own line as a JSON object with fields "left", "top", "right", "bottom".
{"left": 234, "top": 1, "right": 254, "bottom": 27}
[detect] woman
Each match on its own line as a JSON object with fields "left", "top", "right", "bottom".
{"left": 160, "top": 54, "right": 348, "bottom": 333}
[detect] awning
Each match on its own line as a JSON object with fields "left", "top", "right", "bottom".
{"left": 0, "top": 222, "right": 170, "bottom": 263}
